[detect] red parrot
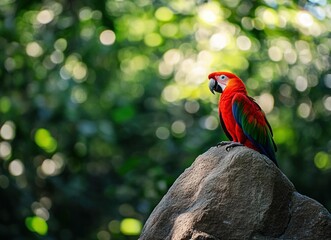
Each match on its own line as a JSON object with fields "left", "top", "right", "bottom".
{"left": 208, "top": 71, "right": 278, "bottom": 166}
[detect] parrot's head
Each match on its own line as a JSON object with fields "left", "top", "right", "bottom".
{"left": 208, "top": 71, "right": 238, "bottom": 94}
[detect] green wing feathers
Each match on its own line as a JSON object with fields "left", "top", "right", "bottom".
{"left": 232, "top": 94, "right": 277, "bottom": 165}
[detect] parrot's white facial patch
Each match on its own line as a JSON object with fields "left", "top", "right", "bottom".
{"left": 215, "top": 75, "right": 229, "bottom": 91}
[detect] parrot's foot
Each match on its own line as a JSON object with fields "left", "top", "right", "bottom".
{"left": 225, "top": 142, "right": 244, "bottom": 151}
{"left": 216, "top": 141, "right": 243, "bottom": 152}
{"left": 216, "top": 141, "right": 233, "bottom": 147}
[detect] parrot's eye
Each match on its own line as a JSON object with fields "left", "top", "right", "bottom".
{"left": 220, "top": 75, "right": 227, "bottom": 80}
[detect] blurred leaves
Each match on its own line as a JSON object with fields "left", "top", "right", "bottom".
{"left": 0, "top": 0, "right": 331, "bottom": 239}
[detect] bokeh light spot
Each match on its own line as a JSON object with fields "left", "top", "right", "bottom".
{"left": 97, "top": 230, "right": 111, "bottom": 240}
{"left": 108, "top": 220, "right": 120, "bottom": 234}
{"left": 99, "top": 30, "right": 116, "bottom": 46}
{"left": 41, "top": 159, "right": 57, "bottom": 176}
{"left": 155, "top": 127, "right": 170, "bottom": 140}
{"left": 34, "top": 208, "right": 49, "bottom": 221}
{"left": 1, "top": 121, "right": 15, "bottom": 140}
{"left": 36, "top": 10, "right": 54, "bottom": 24}
{"left": 297, "top": 103, "right": 311, "bottom": 119}
{"left": 163, "top": 49, "right": 182, "bottom": 65}
{"left": 25, "top": 216, "right": 48, "bottom": 236}
{"left": 200, "top": 116, "right": 218, "bottom": 130}
{"left": 298, "top": 49, "right": 312, "bottom": 64}
{"left": 63, "top": 55, "right": 88, "bottom": 81}
{"left": 158, "top": 62, "right": 173, "bottom": 77}
{"left": 34, "top": 128, "right": 57, "bottom": 153}
{"left": 324, "top": 74, "right": 331, "bottom": 88}
{"left": 54, "top": 38, "right": 67, "bottom": 51}
{"left": 296, "top": 11, "right": 313, "bottom": 27}
{"left": 323, "top": 96, "right": 331, "bottom": 111}
{"left": 119, "top": 204, "right": 135, "bottom": 216}
{"left": 268, "top": 46, "right": 282, "bottom": 61}
{"left": 236, "top": 36, "right": 252, "bottom": 51}
{"left": 210, "top": 33, "right": 229, "bottom": 51}
{"left": 198, "top": 2, "right": 221, "bottom": 24}
{"left": 162, "top": 85, "right": 180, "bottom": 102}
{"left": 144, "top": 33, "right": 163, "bottom": 47}
{"left": 256, "top": 93, "right": 274, "bottom": 114}
{"left": 50, "top": 50, "right": 64, "bottom": 64}
{"left": 241, "top": 17, "right": 253, "bottom": 30}
{"left": 295, "top": 76, "right": 308, "bottom": 92}
{"left": 79, "top": 7, "right": 92, "bottom": 21}
{"left": 171, "top": 120, "right": 186, "bottom": 135}
{"left": 81, "top": 26, "right": 95, "bottom": 40}
{"left": 261, "top": 8, "right": 278, "bottom": 26}
{"left": 0, "top": 141, "right": 11, "bottom": 160}
{"left": 0, "top": 97, "right": 11, "bottom": 113}
{"left": 5, "top": 58, "right": 16, "bottom": 71}
{"left": 184, "top": 101, "right": 200, "bottom": 114}
{"left": 8, "top": 159, "right": 24, "bottom": 176}
{"left": 314, "top": 152, "right": 331, "bottom": 170}
{"left": 71, "top": 86, "right": 88, "bottom": 103}
{"left": 120, "top": 218, "right": 142, "bottom": 236}
{"left": 32, "top": 201, "right": 50, "bottom": 220}
{"left": 155, "top": 7, "right": 174, "bottom": 22}
{"left": 40, "top": 196, "right": 52, "bottom": 210}
{"left": 160, "top": 23, "right": 178, "bottom": 37}
{"left": 72, "top": 62, "right": 88, "bottom": 81}
{"left": 284, "top": 48, "right": 297, "bottom": 64}
{"left": 26, "top": 42, "right": 43, "bottom": 58}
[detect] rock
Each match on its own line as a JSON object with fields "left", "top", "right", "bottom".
{"left": 139, "top": 146, "right": 331, "bottom": 240}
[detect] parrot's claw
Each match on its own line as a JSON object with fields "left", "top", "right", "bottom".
{"left": 216, "top": 141, "right": 243, "bottom": 152}
{"left": 225, "top": 142, "right": 243, "bottom": 151}
{"left": 216, "top": 141, "right": 233, "bottom": 147}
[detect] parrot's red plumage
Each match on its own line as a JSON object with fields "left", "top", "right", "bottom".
{"left": 208, "top": 71, "right": 278, "bottom": 166}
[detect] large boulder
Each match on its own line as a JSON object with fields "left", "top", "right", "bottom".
{"left": 139, "top": 146, "right": 331, "bottom": 240}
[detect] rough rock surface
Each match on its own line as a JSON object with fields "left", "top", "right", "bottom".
{"left": 139, "top": 146, "right": 331, "bottom": 240}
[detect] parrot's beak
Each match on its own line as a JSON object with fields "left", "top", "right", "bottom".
{"left": 209, "top": 78, "right": 222, "bottom": 94}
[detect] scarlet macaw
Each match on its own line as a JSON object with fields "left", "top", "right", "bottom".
{"left": 208, "top": 71, "right": 278, "bottom": 166}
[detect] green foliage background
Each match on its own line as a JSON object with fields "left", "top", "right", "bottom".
{"left": 0, "top": 0, "right": 330, "bottom": 239}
